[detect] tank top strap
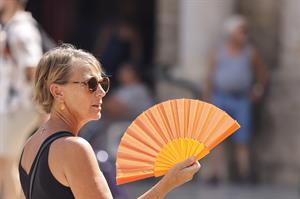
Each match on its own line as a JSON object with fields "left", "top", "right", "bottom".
{"left": 28, "top": 131, "right": 73, "bottom": 176}
{"left": 28, "top": 131, "right": 73, "bottom": 199}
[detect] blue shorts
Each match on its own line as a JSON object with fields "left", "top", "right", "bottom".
{"left": 212, "top": 92, "right": 252, "bottom": 144}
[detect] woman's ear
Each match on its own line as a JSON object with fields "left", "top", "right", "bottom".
{"left": 49, "top": 83, "right": 64, "bottom": 101}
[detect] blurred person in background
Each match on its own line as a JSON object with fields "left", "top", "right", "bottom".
{"left": 93, "top": 20, "right": 143, "bottom": 88}
{"left": 0, "top": 0, "right": 42, "bottom": 198}
{"left": 104, "top": 62, "right": 153, "bottom": 120}
{"left": 205, "top": 15, "right": 268, "bottom": 183}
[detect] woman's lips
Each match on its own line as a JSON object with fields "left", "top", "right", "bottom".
{"left": 92, "top": 104, "right": 102, "bottom": 110}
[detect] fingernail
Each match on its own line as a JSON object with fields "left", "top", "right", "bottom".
{"left": 190, "top": 156, "right": 195, "bottom": 161}
{"left": 198, "top": 163, "right": 201, "bottom": 169}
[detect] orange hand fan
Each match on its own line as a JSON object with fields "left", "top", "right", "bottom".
{"left": 116, "top": 99, "right": 240, "bottom": 185}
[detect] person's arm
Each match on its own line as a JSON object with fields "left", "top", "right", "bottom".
{"left": 138, "top": 157, "right": 201, "bottom": 199}
{"left": 20, "top": 188, "right": 26, "bottom": 199}
{"left": 62, "top": 139, "right": 200, "bottom": 199}
{"left": 251, "top": 48, "right": 268, "bottom": 102}
{"left": 25, "top": 66, "right": 36, "bottom": 82}
{"left": 62, "top": 137, "right": 113, "bottom": 199}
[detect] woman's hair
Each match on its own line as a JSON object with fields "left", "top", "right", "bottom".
{"left": 223, "top": 15, "right": 247, "bottom": 36}
{"left": 34, "top": 44, "right": 102, "bottom": 113}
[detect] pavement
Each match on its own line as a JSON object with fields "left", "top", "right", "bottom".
{"left": 121, "top": 181, "right": 300, "bottom": 199}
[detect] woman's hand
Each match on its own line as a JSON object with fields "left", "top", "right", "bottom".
{"left": 162, "top": 156, "right": 201, "bottom": 191}
{"left": 138, "top": 157, "right": 201, "bottom": 199}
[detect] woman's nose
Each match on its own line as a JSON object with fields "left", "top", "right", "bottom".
{"left": 96, "top": 84, "right": 106, "bottom": 97}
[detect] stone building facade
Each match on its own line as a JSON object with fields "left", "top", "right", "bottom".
{"left": 155, "top": 0, "right": 300, "bottom": 186}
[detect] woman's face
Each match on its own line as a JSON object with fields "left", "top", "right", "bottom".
{"left": 231, "top": 24, "right": 248, "bottom": 44}
{"left": 61, "top": 60, "right": 106, "bottom": 123}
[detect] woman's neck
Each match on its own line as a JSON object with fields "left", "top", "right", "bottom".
{"left": 45, "top": 110, "right": 81, "bottom": 136}
{"left": 226, "top": 40, "right": 245, "bottom": 57}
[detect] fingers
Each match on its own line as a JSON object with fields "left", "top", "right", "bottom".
{"left": 164, "top": 158, "right": 202, "bottom": 190}
{"left": 175, "top": 156, "right": 196, "bottom": 169}
{"left": 183, "top": 161, "right": 201, "bottom": 174}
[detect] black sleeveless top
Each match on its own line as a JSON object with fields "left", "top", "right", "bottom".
{"left": 19, "top": 132, "right": 75, "bottom": 199}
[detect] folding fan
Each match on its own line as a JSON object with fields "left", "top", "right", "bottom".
{"left": 116, "top": 99, "right": 240, "bottom": 185}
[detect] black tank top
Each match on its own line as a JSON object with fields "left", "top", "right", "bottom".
{"left": 19, "top": 132, "right": 75, "bottom": 199}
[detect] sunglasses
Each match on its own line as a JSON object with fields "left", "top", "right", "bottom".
{"left": 72, "top": 76, "right": 110, "bottom": 93}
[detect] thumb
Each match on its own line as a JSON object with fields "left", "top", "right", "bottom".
{"left": 176, "top": 156, "right": 196, "bottom": 169}
{"left": 183, "top": 161, "right": 201, "bottom": 174}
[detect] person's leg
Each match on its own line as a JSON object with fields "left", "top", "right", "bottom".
{"left": 230, "top": 97, "right": 252, "bottom": 182}
{"left": 235, "top": 142, "right": 250, "bottom": 181}
{"left": 2, "top": 157, "right": 21, "bottom": 199}
{"left": 203, "top": 93, "right": 230, "bottom": 184}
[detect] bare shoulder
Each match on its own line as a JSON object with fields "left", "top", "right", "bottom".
{"left": 49, "top": 136, "right": 113, "bottom": 198}
{"left": 55, "top": 136, "right": 91, "bottom": 149}
{"left": 49, "top": 136, "right": 100, "bottom": 183}
{"left": 51, "top": 136, "right": 95, "bottom": 163}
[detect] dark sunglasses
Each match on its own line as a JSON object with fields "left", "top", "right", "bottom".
{"left": 72, "top": 76, "right": 110, "bottom": 93}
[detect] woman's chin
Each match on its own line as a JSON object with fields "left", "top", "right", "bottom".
{"left": 96, "top": 112, "right": 102, "bottom": 119}
{"left": 94, "top": 112, "right": 102, "bottom": 120}
{"left": 84, "top": 113, "right": 101, "bottom": 122}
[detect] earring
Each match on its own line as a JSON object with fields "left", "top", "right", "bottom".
{"left": 60, "top": 103, "right": 65, "bottom": 111}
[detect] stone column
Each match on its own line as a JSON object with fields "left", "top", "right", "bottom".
{"left": 155, "top": 0, "right": 179, "bottom": 66}
{"left": 237, "top": 0, "right": 280, "bottom": 69}
{"left": 176, "top": 0, "right": 235, "bottom": 86}
{"left": 258, "top": 0, "right": 300, "bottom": 185}
{"left": 155, "top": 0, "right": 235, "bottom": 86}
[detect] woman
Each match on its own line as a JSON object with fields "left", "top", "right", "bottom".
{"left": 205, "top": 15, "right": 267, "bottom": 182}
{"left": 19, "top": 44, "right": 201, "bottom": 199}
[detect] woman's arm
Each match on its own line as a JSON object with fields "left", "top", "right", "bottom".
{"left": 60, "top": 137, "right": 200, "bottom": 199}
{"left": 61, "top": 137, "right": 113, "bottom": 199}
{"left": 251, "top": 48, "right": 268, "bottom": 102}
{"left": 138, "top": 157, "right": 201, "bottom": 199}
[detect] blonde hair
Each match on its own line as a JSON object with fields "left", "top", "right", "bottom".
{"left": 34, "top": 44, "right": 102, "bottom": 113}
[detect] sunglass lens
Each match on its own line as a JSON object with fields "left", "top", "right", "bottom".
{"left": 87, "top": 77, "right": 98, "bottom": 92}
{"left": 87, "top": 77, "right": 110, "bottom": 93}
{"left": 100, "top": 77, "right": 109, "bottom": 93}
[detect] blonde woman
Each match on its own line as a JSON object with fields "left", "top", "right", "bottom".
{"left": 19, "top": 44, "right": 201, "bottom": 199}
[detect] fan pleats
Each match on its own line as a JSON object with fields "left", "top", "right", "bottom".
{"left": 116, "top": 99, "right": 240, "bottom": 185}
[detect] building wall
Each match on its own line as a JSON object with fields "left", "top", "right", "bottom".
{"left": 256, "top": 0, "right": 300, "bottom": 185}
{"left": 155, "top": 0, "right": 234, "bottom": 86}
{"left": 155, "top": 0, "right": 179, "bottom": 66}
{"left": 237, "top": 0, "right": 280, "bottom": 68}
{"left": 156, "top": 0, "right": 300, "bottom": 186}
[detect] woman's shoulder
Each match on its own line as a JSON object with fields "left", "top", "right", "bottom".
{"left": 50, "top": 135, "right": 97, "bottom": 174}
{"left": 52, "top": 136, "right": 94, "bottom": 158}
{"left": 50, "top": 135, "right": 102, "bottom": 189}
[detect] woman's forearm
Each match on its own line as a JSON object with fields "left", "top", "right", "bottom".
{"left": 137, "top": 157, "right": 200, "bottom": 199}
{"left": 138, "top": 177, "right": 172, "bottom": 199}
